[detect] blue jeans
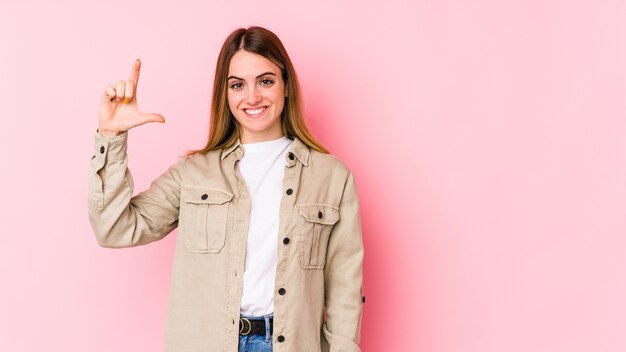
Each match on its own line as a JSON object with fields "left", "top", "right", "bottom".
{"left": 238, "top": 313, "right": 273, "bottom": 352}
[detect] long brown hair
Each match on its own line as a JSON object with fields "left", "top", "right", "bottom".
{"left": 186, "top": 26, "right": 328, "bottom": 156}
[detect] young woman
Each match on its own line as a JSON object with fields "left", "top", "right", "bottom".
{"left": 88, "top": 26, "right": 364, "bottom": 352}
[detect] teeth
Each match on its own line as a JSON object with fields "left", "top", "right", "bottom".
{"left": 245, "top": 107, "right": 266, "bottom": 115}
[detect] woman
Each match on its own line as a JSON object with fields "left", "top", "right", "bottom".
{"left": 88, "top": 26, "right": 364, "bottom": 352}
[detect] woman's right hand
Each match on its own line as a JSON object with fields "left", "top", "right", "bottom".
{"left": 98, "top": 59, "right": 165, "bottom": 137}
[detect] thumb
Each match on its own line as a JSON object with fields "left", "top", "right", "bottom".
{"left": 142, "top": 112, "right": 166, "bottom": 123}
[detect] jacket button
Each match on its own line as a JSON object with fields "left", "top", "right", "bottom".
{"left": 362, "top": 295, "right": 366, "bottom": 303}
{"left": 278, "top": 288, "right": 286, "bottom": 295}
{"left": 282, "top": 237, "right": 290, "bottom": 245}
{"left": 100, "top": 146, "right": 105, "bottom": 154}
{"left": 288, "top": 152, "right": 295, "bottom": 160}
{"left": 286, "top": 188, "right": 293, "bottom": 195}
{"left": 201, "top": 194, "right": 208, "bottom": 200}
{"left": 277, "top": 335, "right": 285, "bottom": 342}
{"left": 318, "top": 211, "right": 323, "bottom": 219}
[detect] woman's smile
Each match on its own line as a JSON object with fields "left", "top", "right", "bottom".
{"left": 243, "top": 106, "right": 268, "bottom": 118}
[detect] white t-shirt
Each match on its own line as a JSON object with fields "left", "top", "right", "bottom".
{"left": 238, "top": 136, "right": 293, "bottom": 316}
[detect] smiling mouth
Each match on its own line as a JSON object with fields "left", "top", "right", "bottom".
{"left": 244, "top": 106, "right": 267, "bottom": 117}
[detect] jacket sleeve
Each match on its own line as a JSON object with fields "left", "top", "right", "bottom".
{"left": 322, "top": 172, "right": 365, "bottom": 351}
{"left": 87, "top": 129, "right": 185, "bottom": 248}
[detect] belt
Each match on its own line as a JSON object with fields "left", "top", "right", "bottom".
{"left": 239, "top": 316, "right": 273, "bottom": 336}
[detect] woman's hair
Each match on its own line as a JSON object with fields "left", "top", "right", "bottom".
{"left": 186, "top": 26, "right": 328, "bottom": 156}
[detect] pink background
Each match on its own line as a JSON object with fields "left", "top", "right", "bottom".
{"left": 2, "top": 0, "right": 626, "bottom": 351}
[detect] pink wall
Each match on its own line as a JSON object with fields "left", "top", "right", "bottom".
{"left": 2, "top": 0, "right": 625, "bottom": 351}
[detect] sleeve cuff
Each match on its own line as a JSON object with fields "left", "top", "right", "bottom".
{"left": 94, "top": 129, "right": 128, "bottom": 163}
{"left": 322, "top": 324, "right": 361, "bottom": 352}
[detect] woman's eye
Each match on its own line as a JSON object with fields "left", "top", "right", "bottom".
{"left": 260, "top": 78, "right": 274, "bottom": 86}
{"left": 230, "top": 82, "right": 243, "bottom": 90}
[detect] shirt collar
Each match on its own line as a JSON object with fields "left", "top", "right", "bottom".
{"left": 287, "top": 136, "right": 310, "bottom": 167}
{"left": 220, "top": 139, "right": 242, "bottom": 161}
{"left": 220, "top": 136, "right": 310, "bottom": 167}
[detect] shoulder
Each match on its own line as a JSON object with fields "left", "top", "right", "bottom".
{"left": 305, "top": 148, "right": 357, "bottom": 194}
{"left": 174, "top": 149, "right": 225, "bottom": 184}
{"left": 183, "top": 149, "right": 222, "bottom": 168}
{"left": 304, "top": 148, "right": 360, "bottom": 206}
{"left": 308, "top": 149, "right": 351, "bottom": 175}
{"left": 289, "top": 135, "right": 353, "bottom": 179}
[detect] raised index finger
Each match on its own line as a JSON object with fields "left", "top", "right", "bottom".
{"left": 129, "top": 58, "right": 141, "bottom": 88}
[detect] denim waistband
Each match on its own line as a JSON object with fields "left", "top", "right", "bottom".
{"left": 240, "top": 313, "right": 273, "bottom": 321}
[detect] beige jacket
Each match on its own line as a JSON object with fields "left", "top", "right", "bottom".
{"left": 87, "top": 130, "right": 364, "bottom": 351}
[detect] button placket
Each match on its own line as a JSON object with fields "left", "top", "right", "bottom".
{"left": 228, "top": 149, "right": 251, "bottom": 331}
{"left": 274, "top": 153, "right": 304, "bottom": 343}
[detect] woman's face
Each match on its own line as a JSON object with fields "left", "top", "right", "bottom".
{"left": 227, "top": 50, "right": 286, "bottom": 143}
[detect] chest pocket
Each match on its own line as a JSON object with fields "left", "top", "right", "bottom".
{"left": 180, "top": 186, "right": 233, "bottom": 254}
{"left": 296, "top": 204, "right": 340, "bottom": 269}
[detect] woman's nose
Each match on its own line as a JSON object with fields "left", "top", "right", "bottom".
{"left": 246, "top": 87, "right": 262, "bottom": 105}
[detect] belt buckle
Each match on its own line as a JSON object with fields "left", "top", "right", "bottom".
{"left": 239, "top": 317, "right": 252, "bottom": 336}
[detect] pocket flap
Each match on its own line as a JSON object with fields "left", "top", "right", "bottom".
{"left": 297, "top": 204, "right": 340, "bottom": 225}
{"left": 182, "top": 186, "right": 233, "bottom": 205}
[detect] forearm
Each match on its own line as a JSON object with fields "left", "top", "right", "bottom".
{"left": 87, "top": 130, "right": 182, "bottom": 248}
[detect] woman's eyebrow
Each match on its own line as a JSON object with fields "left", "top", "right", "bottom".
{"left": 227, "top": 72, "right": 277, "bottom": 80}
